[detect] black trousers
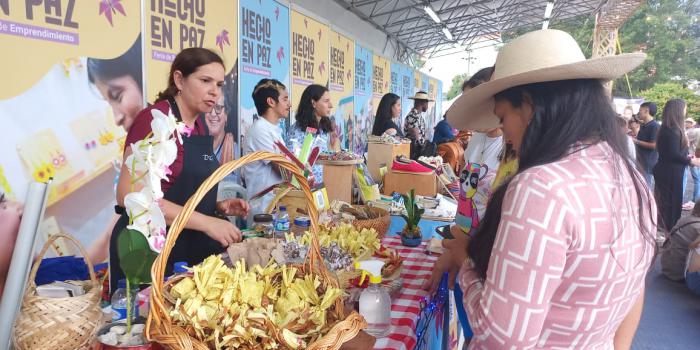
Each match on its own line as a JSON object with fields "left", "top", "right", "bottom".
{"left": 654, "top": 162, "right": 685, "bottom": 231}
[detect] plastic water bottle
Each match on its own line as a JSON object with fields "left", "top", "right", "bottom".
{"left": 274, "top": 206, "right": 290, "bottom": 239}
{"left": 111, "top": 279, "right": 138, "bottom": 322}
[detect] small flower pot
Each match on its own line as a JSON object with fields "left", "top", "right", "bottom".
{"left": 401, "top": 235, "right": 422, "bottom": 247}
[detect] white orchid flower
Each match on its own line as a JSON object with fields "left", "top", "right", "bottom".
{"left": 151, "top": 108, "right": 183, "bottom": 144}
{"left": 124, "top": 189, "right": 154, "bottom": 236}
{"left": 150, "top": 140, "right": 177, "bottom": 175}
{"left": 124, "top": 188, "right": 168, "bottom": 244}
{"left": 148, "top": 234, "right": 166, "bottom": 253}
{"left": 121, "top": 108, "right": 182, "bottom": 253}
{"left": 125, "top": 141, "right": 150, "bottom": 174}
{"left": 146, "top": 203, "right": 167, "bottom": 252}
{"left": 151, "top": 110, "right": 176, "bottom": 141}
{"left": 146, "top": 170, "right": 164, "bottom": 200}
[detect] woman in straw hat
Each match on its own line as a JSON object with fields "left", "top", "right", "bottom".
{"left": 425, "top": 29, "right": 656, "bottom": 349}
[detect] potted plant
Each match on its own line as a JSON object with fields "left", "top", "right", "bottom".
{"left": 400, "top": 189, "right": 424, "bottom": 247}
{"left": 97, "top": 109, "right": 187, "bottom": 349}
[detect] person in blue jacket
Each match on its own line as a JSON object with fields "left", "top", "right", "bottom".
{"left": 432, "top": 113, "right": 456, "bottom": 144}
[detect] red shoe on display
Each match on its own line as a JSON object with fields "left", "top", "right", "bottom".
{"left": 391, "top": 156, "right": 433, "bottom": 174}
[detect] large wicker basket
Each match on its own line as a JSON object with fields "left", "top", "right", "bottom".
{"left": 12, "top": 234, "right": 103, "bottom": 350}
{"left": 146, "top": 151, "right": 366, "bottom": 350}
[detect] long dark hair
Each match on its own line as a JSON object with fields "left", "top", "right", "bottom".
{"left": 294, "top": 84, "right": 332, "bottom": 133}
{"left": 462, "top": 66, "right": 494, "bottom": 91}
{"left": 372, "top": 93, "right": 400, "bottom": 135}
{"left": 660, "top": 99, "right": 688, "bottom": 149}
{"left": 156, "top": 47, "right": 224, "bottom": 103}
{"left": 468, "top": 79, "right": 656, "bottom": 280}
{"left": 87, "top": 35, "right": 142, "bottom": 90}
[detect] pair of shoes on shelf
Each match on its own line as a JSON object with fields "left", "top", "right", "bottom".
{"left": 392, "top": 156, "right": 433, "bottom": 173}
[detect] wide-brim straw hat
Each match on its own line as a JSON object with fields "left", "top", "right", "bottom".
{"left": 408, "top": 91, "right": 434, "bottom": 101}
{"left": 447, "top": 29, "right": 646, "bottom": 130}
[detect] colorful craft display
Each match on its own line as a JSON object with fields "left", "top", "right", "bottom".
{"left": 317, "top": 150, "right": 363, "bottom": 162}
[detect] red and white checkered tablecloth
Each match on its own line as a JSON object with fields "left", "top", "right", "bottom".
{"left": 373, "top": 236, "right": 437, "bottom": 350}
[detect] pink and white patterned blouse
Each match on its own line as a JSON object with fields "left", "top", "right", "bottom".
{"left": 459, "top": 142, "right": 656, "bottom": 349}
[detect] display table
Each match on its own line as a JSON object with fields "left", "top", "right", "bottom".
{"left": 373, "top": 217, "right": 456, "bottom": 350}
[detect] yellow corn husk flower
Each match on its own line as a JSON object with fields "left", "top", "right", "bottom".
{"left": 168, "top": 255, "right": 343, "bottom": 349}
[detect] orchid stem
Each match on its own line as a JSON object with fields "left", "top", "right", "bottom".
{"left": 131, "top": 170, "right": 150, "bottom": 185}
{"left": 126, "top": 278, "right": 132, "bottom": 333}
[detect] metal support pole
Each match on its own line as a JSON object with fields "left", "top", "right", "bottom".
{"left": 0, "top": 182, "right": 50, "bottom": 348}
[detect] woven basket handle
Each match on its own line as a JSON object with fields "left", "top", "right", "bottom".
{"left": 27, "top": 233, "right": 98, "bottom": 290}
{"left": 148, "top": 151, "right": 330, "bottom": 329}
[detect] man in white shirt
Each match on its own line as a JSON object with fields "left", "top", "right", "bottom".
{"left": 242, "top": 79, "right": 291, "bottom": 215}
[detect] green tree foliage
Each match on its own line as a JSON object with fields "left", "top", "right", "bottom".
{"left": 446, "top": 73, "right": 469, "bottom": 100}
{"left": 640, "top": 82, "right": 700, "bottom": 119}
{"left": 614, "top": 0, "right": 700, "bottom": 97}
{"left": 500, "top": 0, "right": 700, "bottom": 98}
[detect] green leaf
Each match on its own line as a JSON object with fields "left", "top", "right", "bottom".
{"left": 117, "top": 228, "right": 157, "bottom": 285}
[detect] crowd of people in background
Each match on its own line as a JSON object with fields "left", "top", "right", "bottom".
{"left": 2, "top": 26, "right": 700, "bottom": 349}
{"left": 628, "top": 99, "right": 700, "bottom": 298}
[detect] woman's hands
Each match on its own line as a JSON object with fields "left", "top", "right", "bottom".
{"left": 423, "top": 225, "right": 470, "bottom": 294}
{"left": 203, "top": 216, "right": 242, "bottom": 247}
{"left": 216, "top": 198, "right": 251, "bottom": 217}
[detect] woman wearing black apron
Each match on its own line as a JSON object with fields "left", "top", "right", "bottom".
{"left": 109, "top": 48, "right": 249, "bottom": 292}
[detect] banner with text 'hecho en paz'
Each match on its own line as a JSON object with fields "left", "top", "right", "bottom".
{"left": 329, "top": 29, "right": 353, "bottom": 150}
{"left": 353, "top": 44, "right": 373, "bottom": 155}
{"left": 371, "top": 54, "right": 390, "bottom": 118}
{"left": 389, "top": 61, "right": 401, "bottom": 128}
{"left": 390, "top": 61, "right": 401, "bottom": 97}
{"left": 400, "top": 64, "right": 415, "bottom": 130}
{"left": 0, "top": 0, "right": 140, "bottom": 248}
{"left": 414, "top": 69, "right": 423, "bottom": 95}
{"left": 426, "top": 77, "right": 438, "bottom": 140}
{"left": 145, "top": 0, "right": 238, "bottom": 103}
{"left": 239, "top": 0, "right": 290, "bottom": 141}
{"left": 290, "top": 9, "right": 329, "bottom": 119}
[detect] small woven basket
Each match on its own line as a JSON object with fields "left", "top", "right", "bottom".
{"left": 146, "top": 151, "right": 366, "bottom": 350}
{"left": 350, "top": 206, "right": 390, "bottom": 239}
{"left": 12, "top": 234, "right": 103, "bottom": 350}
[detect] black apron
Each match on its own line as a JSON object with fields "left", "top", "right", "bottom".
{"left": 109, "top": 98, "right": 223, "bottom": 293}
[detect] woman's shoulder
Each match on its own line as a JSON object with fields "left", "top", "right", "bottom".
{"left": 510, "top": 142, "right": 639, "bottom": 201}
{"left": 132, "top": 100, "right": 170, "bottom": 127}
{"left": 509, "top": 146, "right": 601, "bottom": 193}
{"left": 126, "top": 100, "right": 170, "bottom": 146}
